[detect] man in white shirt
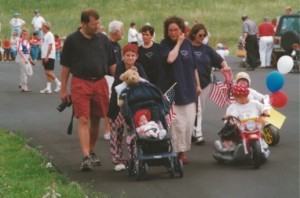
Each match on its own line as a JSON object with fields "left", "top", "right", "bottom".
{"left": 31, "top": 9, "right": 45, "bottom": 38}
{"left": 9, "top": 12, "right": 26, "bottom": 36}
{"left": 40, "top": 21, "right": 61, "bottom": 94}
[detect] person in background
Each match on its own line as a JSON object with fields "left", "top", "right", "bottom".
{"left": 40, "top": 21, "right": 61, "bottom": 94}
{"left": 189, "top": 23, "right": 231, "bottom": 145}
{"left": 29, "top": 31, "right": 41, "bottom": 62}
{"left": 285, "top": 6, "right": 292, "bottom": 15}
{"left": 160, "top": 16, "right": 200, "bottom": 164}
{"left": 105, "top": 20, "right": 124, "bottom": 140}
{"left": 15, "top": 29, "right": 34, "bottom": 92}
{"left": 137, "top": 24, "right": 163, "bottom": 89}
{"left": 31, "top": 9, "right": 45, "bottom": 39}
{"left": 128, "top": 22, "right": 138, "bottom": 45}
{"left": 60, "top": 9, "right": 116, "bottom": 171}
{"left": 271, "top": 18, "right": 278, "bottom": 32}
{"left": 258, "top": 16, "right": 275, "bottom": 68}
{"left": 10, "top": 32, "right": 20, "bottom": 60}
{"left": 54, "top": 34, "right": 62, "bottom": 62}
{"left": 9, "top": 12, "right": 26, "bottom": 36}
{"left": 2, "top": 36, "right": 11, "bottom": 61}
{"left": 241, "top": 14, "right": 259, "bottom": 71}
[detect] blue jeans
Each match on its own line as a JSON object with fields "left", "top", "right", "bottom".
{"left": 30, "top": 45, "right": 40, "bottom": 61}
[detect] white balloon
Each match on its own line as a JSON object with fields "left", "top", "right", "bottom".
{"left": 277, "top": 55, "right": 294, "bottom": 74}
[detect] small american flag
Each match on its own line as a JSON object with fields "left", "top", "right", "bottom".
{"left": 164, "top": 83, "right": 177, "bottom": 128}
{"left": 210, "top": 75, "right": 231, "bottom": 108}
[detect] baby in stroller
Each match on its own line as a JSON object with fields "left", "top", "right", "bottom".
{"left": 120, "top": 82, "right": 183, "bottom": 179}
{"left": 134, "top": 109, "right": 167, "bottom": 140}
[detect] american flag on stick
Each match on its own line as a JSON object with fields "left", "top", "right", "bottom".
{"left": 209, "top": 71, "right": 233, "bottom": 108}
{"left": 163, "top": 82, "right": 177, "bottom": 128}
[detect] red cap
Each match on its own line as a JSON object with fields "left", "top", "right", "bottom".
{"left": 134, "top": 109, "right": 151, "bottom": 127}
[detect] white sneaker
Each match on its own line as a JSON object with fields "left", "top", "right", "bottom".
{"left": 54, "top": 83, "right": 61, "bottom": 93}
{"left": 103, "top": 133, "right": 110, "bottom": 140}
{"left": 114, "top": 164, "right": 126, "bottom": 171}
{"left": 40, "top": 88, "right": 52, "bottom": 94}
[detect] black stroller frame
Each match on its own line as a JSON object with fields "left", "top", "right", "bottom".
{"left": 120, "top": 82, "right": 183, "bottom": 180}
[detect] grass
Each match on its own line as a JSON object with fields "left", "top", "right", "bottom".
{"left": 0, "top": 0, "right": 298, "bottom": 50}
{"left": 0, "top": 130, "right": 106, "bottom": 198}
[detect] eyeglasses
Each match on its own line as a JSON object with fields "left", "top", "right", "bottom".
{"left": 197, "top": 34, "right": 206, "bottom": 38}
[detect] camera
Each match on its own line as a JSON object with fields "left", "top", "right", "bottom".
{"left": 57, "top": 101, "right": 72, "bottom": 112}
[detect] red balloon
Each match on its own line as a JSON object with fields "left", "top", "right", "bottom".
{"left": 270, "top": 91, "right": 288, "bottom": 108}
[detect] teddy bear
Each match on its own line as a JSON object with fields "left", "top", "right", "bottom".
{"left": 115, "top": 66, "right": 147, "bottom": 107}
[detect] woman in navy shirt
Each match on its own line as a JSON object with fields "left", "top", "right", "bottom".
{"left": 160, "top": 16, "right": 200, "bottom": 164}
{"left": 189, "top": 23, "right": 230, "bottom": 145}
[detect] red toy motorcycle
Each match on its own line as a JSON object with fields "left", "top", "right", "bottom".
{"left": 213, "top": 115, "right": 270, "bottom": 169}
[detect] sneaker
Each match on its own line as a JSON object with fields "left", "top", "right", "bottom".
{"left": 103, "top": 132, "right": 110, "bottom": 140}
{"left": 178, "top": 152, "right": 188, "bottom": 164}
{"left": 80, "top": 155, "right": 93, "bottom": 171}
{"left": 90, "top": 152, "right": 101, "bottom": 166}
{"left": 54, "top": 83, "right": 61, "bottom": 93}
{"left": 21, "top": 89, "right": 32, "bottom": 92}
{"left": 114, "top": 163, "right": 126, "bottom": 171}
{"left": 40, "top": 88, "right": 52, "bottom": 94}
{"left": 195, "top": 136, "right": 206, "bottom": 145}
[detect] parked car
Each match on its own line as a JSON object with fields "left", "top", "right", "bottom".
{"left": 272, "top": 13, "right": 300, "bottom": 67}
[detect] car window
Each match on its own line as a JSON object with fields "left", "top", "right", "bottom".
{"left": 278, "top": 16, "right": 300, "bottom": 34}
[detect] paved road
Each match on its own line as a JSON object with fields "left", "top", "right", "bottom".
{"left": 0, "top": 57, "right": 299, "bottom": 198}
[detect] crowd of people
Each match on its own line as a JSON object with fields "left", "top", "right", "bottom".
{"left": 0, "top": 6, "right": 294, "bottom": 172}
{"left": 240, "top": 6, "right": 294, "bottom": 71}
{"left": 55, "top": 8, "right": 234, "bottom": 172}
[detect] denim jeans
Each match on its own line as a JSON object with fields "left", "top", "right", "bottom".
{"left": 30, "top": 45, "right": 40, "bottom": 61}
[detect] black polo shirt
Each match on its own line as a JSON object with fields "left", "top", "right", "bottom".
{"left": 60, "top": 30, "right": 116, "bottom": 78}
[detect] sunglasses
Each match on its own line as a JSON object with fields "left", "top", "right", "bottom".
{"left": 197, "top": 34, "right": 206, "bottom": 38}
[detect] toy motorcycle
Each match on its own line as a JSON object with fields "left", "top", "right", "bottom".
{"left": 213, "top": 116, "right": 270, "bottom": 169}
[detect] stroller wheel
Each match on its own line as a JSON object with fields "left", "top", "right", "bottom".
{"left": 173, "top": 157, "right": 184, "bottom": 178}
{"left": 126, "top": 160, "right": 135, "bottom": 177}
{"left": 135, "top": 160, "right": 147, "bottom": 181}
{"left": 168, "top": 158, "right": 175, "bottom": 178}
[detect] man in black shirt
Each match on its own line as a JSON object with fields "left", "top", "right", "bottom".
{"left": 60, "top": 9, "right": 116, "bottom": 171}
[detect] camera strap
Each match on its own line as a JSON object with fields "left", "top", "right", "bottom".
{"left": 67, "top": 108, "right": 75, "bottom": 135}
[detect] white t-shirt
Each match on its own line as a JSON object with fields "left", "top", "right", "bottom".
{"left": 10, "top": 18, "right": 25, "bottom": 28}
{"left": 41, "top": 31, "right": 55, "bottom": 59}
{"left": 31, "top": 15, "right": 45, "bottom": 31}
{"left": 128, "top": 27, "right": 138, "bottom": 43}
{"left": 226, "top": 100, "right": 267, "bottom": 120}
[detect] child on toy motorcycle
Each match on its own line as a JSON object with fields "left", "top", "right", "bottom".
{"left": 215, "top": 84, "right": 270, "bottom": 153}
{"left": 234, "top": 72, "right": 271, "bottom": 108}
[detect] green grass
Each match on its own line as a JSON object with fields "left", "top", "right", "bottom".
{"left": 0, "top": 131, "right": 105, "bottom": 198}
{"left": 0, "top": 0, "right": 298, "bottom": 50}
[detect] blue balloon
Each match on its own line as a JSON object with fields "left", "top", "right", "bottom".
{"left": 266, "top": 71, "right": 285, "bottom": 92}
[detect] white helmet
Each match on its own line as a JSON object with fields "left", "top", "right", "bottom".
{"left": 235, "top": 72, "right": 251, "bottom": 85}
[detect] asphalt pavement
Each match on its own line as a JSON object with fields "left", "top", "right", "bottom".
{"left": 0, "top": 56, "right": 299, "bottom": 198}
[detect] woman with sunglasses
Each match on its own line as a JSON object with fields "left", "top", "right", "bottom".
{"left": 160, "top": 16, "right": 201, "bottom": 164}
{"left": 189, "top": 23, "right": 231, "bottom": 145}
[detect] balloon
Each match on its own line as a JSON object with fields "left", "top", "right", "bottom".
{"left": 266, "top": 71, "right": 285, "bottom": 92}
{"left": 270, "top": 90, "right": 288, "bottom": 108}
{"left": 277, "top": 55, "right": 294, "bottom": 74}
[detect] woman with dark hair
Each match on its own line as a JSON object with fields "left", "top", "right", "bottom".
{"left": 137, "top": 25, "right": 162, "bottom": 89}
{"left": 160, "top": 16, "right": 200, "bottom": 164}
{"left": 189, "top": 23, "right": 231, "bottom": 145}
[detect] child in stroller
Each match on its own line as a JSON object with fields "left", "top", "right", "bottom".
{"left": 120, "top": 82, "right": 183, "bottom": 180}
{"left": 134, "top": 109, "right": 167, "bottom": 140}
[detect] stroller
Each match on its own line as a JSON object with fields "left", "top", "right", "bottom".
{"left": 120, "top": 82, "right": 183, "bottom": 180}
